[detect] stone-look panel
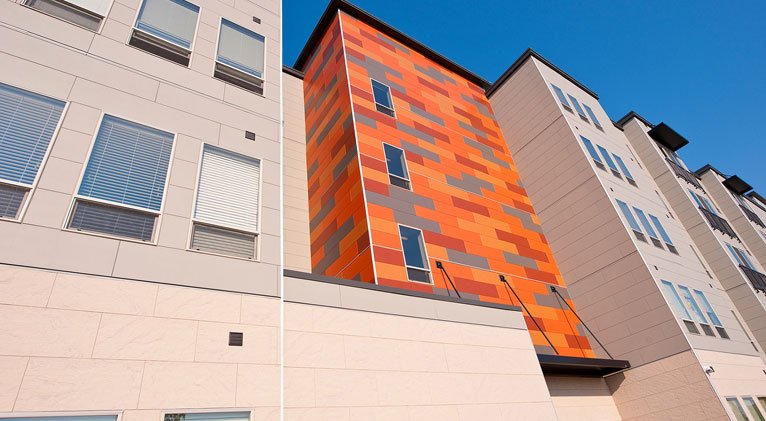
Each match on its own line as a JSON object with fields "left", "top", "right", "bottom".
{"left": 606, "top": 351, "right": 728, "bottom": 420}
{"left": 303, "top": 14, "right": 373, "bottom": 282}
{"left": 545, "top": 375, "right": 621, "bottom": 421}
{"left": 695, "top": 349, "right": 766, "bottom": 401}
{"left": 0, "top": 264, "right": 279, "bottom": 418}
{"left": 283, "top": 70, "right": 312, "bottom": 272}
{"left": 0, "top": 0, "right": 281, "bottom": 296}
{"left": 283, "top": 275, "right": 558, "bottom": 420}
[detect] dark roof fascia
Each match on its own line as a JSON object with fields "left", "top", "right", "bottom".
{"left": 615, "top": 111, "right": 654, "bottom": 129}
{"left": 723, "top": 175, "right": 753, "bottom": 195}
{"left": 647, "top": 122, "right": 690, "bottom": 152}
{"left": 282, "top": 65, "right": 304, "bottom": 79}
{"left": 747, "top": 192, "right": 766, "bottom": 209}
{"left": 293, "top": 0, "right": 489, "bottom": 89}
{"left": 284, "top": 269, "right": 522, "bottom": 312}
{"left": 695, "top": 164, "right": 726, "bottom": 178}
{"left": 487, "top": 48, "right": 599, "bottom": 99}
{"left": 537, "top": 354, "right": 631, "bottom": 377}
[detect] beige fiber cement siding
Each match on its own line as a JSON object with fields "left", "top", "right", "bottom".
{"left": 545, "top": 375, "right": 621, "bottom": 421}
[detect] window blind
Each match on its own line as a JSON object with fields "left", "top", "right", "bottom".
{"left": 78, "top": 115, "right": 173, "bottom": 211}
{"left": 69, "top": 199, "right": 157, "bottom": 241}
{"left": 2, "top": 416, "right": 118, "bottom": 421}
{"left": 164, "top": 412, "right": 250, "bottom": 421}
{"left": 194, "top": 145, "right": 260, "bottom": 232}
{"left": 135, "top": 0, "right": 199, "bottom": 49}
{"left": 0, "top": 83, "right": 65, "bottom": 186}
{"left": 217, "top": 19, "right": 265, "bottom": 78}
{"left": 190, "top": 223, "right": 256, "bottom": 259}
{"left": 0, "top": 184, "right": 27, "bottom": 219}
{"left": 66, "top": 0, "right": 111, "bottom": 15}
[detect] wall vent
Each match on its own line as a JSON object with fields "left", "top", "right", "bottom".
{"left": 229, "top": 332, "right": 243, "bottom": 346}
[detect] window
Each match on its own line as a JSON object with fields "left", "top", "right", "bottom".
{"left": 661, "top": 280, "right": 698, "bottom": 334}
{"left": 617, "top": 199, "right": 646, "bottom": 241}
{"left": 727, "top": 397, "right": 750, "bottom": 421}
{"left": 399, "top": 225, "right": 431, "bottom": 283}
{"left": 383, "top": 143, "right": 410, "bottom": 190}
{"left": 0, "top": 416, "right": 118, "bottom": 421}
{"left": 0, "top": 83, "right": 65, "bottom": 221}
{"left": 690, "top": 190, "right": 720, "bottom": 215}
{"left": 693, "top": 289, "right": 728, "bottom": 338}
{"left": 583, "top": 104, "right": 602, "bottom": 129}
{"left": 613, "top": 154, "right": 635, "bottom": 184}
{"left": 371, "top": 79, "right": 395, "bottom": 117}
{"left": 580, "top": 136, "right": 603, "bottom": 167}
{"left": 550, "top": 84, "right": 572, "bottom": 111}
{"left": 163, "top": 412, "right": 250, "bottom": 421}
{"left": 24, "top": 0, "right": 110, "bottom": 31}
{"left": 129, "top": 0, "right": 199, "bottom": 66}
{"left": 633, "top": 207, "right": 662, "bottom": 247}
{"left": 68, "top": 115, "right": 173, "bottom": 242}
{"left": 677, "top": 284, "right": 714, "bottom": 336}
{"left": 744, "top": 397, "right": 765, "bottom": 421}
{"left": 597, "top": 145, "right": 620, "bottom": 175}
{"left": 190, "top": 145, "right": 260, "bottom": 259}
{"left": 727, "top": 243, "right": 755, "bottom": 269}
{"left": 567, "top": 94, "right": 589, "bottom": 121}
{"left": 649, "top": 214, "right": 677, "bottom": 253}
{"left": 215, "top": 19, "right": 266, "bottom": 95}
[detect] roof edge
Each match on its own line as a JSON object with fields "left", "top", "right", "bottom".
{"left": 282, "top": 65, "right": 304, "bottom": 79}
{"left": 615, "top": 111, "right": 654, "bottom": 129}
{"left": 695, "top": 164, "right": 726, "bottom": 178}
{"left": 487, "top": 48, "right": 598, "bottom": 99}
{"left": 293, "top": 0, "right": 489, "bottom": 89}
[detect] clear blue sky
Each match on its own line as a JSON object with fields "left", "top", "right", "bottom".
{"left": 284, "top": 0, "right": 766, "bottom": 192}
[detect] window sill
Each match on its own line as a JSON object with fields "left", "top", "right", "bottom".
{"left": 186, "top": 246, "right": 260, "bottom": 262}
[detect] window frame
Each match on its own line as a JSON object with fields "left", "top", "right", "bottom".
{"left": 661, "top": 280, "right": 694, "bottom": 322}
{"left": 0, "top": 411, "right": 122, "bottom": 421}
{"left": 676, "top": 284, "right": 710, "bottom": 326}
{"left": 612, "top": 153, "right": 635, "bottom": 183}
{"left": 186, "top": 143, "right": 263, "bottom": 261}
{"left": 567, "top": 94, "right": 589, "bottom": 121}
{"left": 22, "top": 0, "right": 115, "bottom": 32}
{"left": 63, "top": 112, "right": 176, "bottom": 244}
{"left": 159, "top": 409, "right": 253, "bottom": 421}
{"left": 582, "top": 104, "right": 602, "bottom": 129}
{"left": 398, "top": 223, "right": 433, "bottom": 284}
{"left": 649, "top": 213, "right": 676, "bottom": 252}
{"left": 550, "top": 84, "right": 572, "bottom": 111}
{"left": 692, "top": 289, "right": 723, "bottom": 327}
{"left": 616, "top": 199, "right": 644, "bottom": 237}
{"left": 370, "top": 78, "right": 396, "bottom": 118}
{"left": 580, "top": 136, "right": 604, "bottom": 167}
{"left": 128, "top": 0, "right": 201, "bottom": 60}
{"left": 0, "top": 84, "right": 69, "bottom": 224}
{"left": 382, "top": 142, "right": 411, "bottom": 190}
{"left": 597, "top": 144, "right": 621, "bottom": 175}
{"left": 213, "top": 17, "right": 268, "bottom": 91}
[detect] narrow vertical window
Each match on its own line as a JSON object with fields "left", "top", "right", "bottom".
{"left": 693, "top": 289, "right": 728, "bottom": 338}
{"left": 383, "top": 143, "right": 410, "bottom": 190}
{"left": 634, "top": 207, "right": 662, "bottom": 247}
{"left": 613, "top": 154, "right": 635, "bottom": 184}
{"left": 68, "top": 115, "right": 174, "bottom": 241}
{"left": 743, "top": 397, "right": 765, "bottom": 421}
{"left": 580, "top": 136, "right": 603, "bottom": 167}
{"left": 191, "top": 145, "right": 261, "bottom": 259}
{"left": 661, "top": 280, "right": 698, "bottom": 334}
{"left": 728, "top": 244, "right": 755, "bottom": 269}
{"left": 567, "top": 94, "right": 588, "bottom": 121}
{"left": 583, "top": 104, "right": 602, "bottom": 129}
{"left": 371, "top": 79, "right": 395, "bottom": 117}
{"left": 597, "top": 145, "right": 620, "bottom": 175}
{"left": 0, "top": 83, "right": 65, "bottom": 220}
{"left": 215, "top": 19, "right": 266, "bottom": 94}
{"left": 617, "top": 199, "right": 645, "bottom": 241}
{"left": 550, "top": 84, "right": 572, "bottom": 111}
{"left": 399, "top": 225, "right": 431, "bottom": 283}
{"left": 677, "top": 284, "right": 714, "bottom": 336}
{"left": 649, "top": 214, "right": 677, "bottom": 253}
{"left": 129, "top": 0, "right": 200, "bottom": 66}
{"left": 727, "top": 398, "right": 750, "bottom": 421}
{"left": 24, "top": 0, "right": 111, "bottom": 31}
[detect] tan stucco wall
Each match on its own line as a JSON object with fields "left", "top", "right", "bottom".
{"left": 545, "top": 375, "right": 621, "bottom": 420}
{"left": 0, "top": 264, "right": 280, "bottom": 419}
{"left": 282, "top": 274, "right": 558, "bottom": 420}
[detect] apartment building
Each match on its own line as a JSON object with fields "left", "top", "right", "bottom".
{"left": 0, "top": 0, "right": 282, "bottom": 417}
{"left": 489, "top": 50, "right": 766, "bottom": 419}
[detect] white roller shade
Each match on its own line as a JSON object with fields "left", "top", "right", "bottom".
{"left": 194, "top": 145, "right": 260, "bottom": 232}
{"left": 217, "top": 19, "right": 265, "bottom": 78}
{"left": 67, "top": 0, "right": 111, "bottom": 15}
{"left": 135, "top": 0, "right": 199, "bottom": 49}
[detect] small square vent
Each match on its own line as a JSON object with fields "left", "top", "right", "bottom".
{"left": 229, "top": 332, "right": 244, "bottom": 346}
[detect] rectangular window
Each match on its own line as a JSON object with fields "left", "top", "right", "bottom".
{"left": 612, "top": 154, "right": 635, "bottom": 183}
{"left": 214, "top": 19, "right": 266, "bottom": 95}
{"left": 191, "top": 145, "right": 261, "bottom": 259}
{"left": 597, "top": 145, "right": 620, "bottom": 174}
{"left": 567, "top": 94, "right": 589, "bottom": 121}
{"left": 68, "top": 115, "right": 173, "bottom": 241}
{"left": 371, "top": 79, "right": 395, "bottom": 117}
{"left": 163, "top": 412, "right": 250, "bottom": 421}
{"left": 727, "top": 397, "right": 750, "bottom": 421}
{"left": 550, "top": 84, "right": 572, "bottom": 111}
{"left": 617, "top": 199, "right": 646, "bottom": 242}
{"left": 661, "top": 280, "right": 693, "bottom": 321}
{"left": 634, "top": 207, "right": 662, "bottom": 248}
{"left": 24, "top": 0, "right": 111, "bottom": 31}
{"left": 383, "top": 143, "right": 410, "bottom": 190}
{"left": 0, "top": 83, "right": 65, "bottom": 220}
{"left": 728, "top": 243, "right": 755, "bottom": 269}
{"left": 399, "top": 225, "right": 431, "bottom": 283}
{"left": 677, "top": 284, "right": 714, "bottom": 336}
{"left": 649, "top": 214, "right": 677, "bottom": 253}
{"left": 743, "top": 397, "right": 765, "bottom": 421}
{"left": 129, "top": 0, "right": 199, "bottom": 66}
{"left": 1, "top": 416, "right": 118, "bottom": 421}
{"left": 580, "top": 136, "right": 603, "bottom": 166}
{"left": 583, "top": 104, "right": 602, "bottom": 129}
{"left": 693, "top": 289, "right": 724, "bottom": 331}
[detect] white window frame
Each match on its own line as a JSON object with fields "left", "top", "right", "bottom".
{"left": 63, "top": 112, "right": 176, "bottom": 245}
{"left": 661, "top": 280, "right": 695, "bottom": 323}
{"left": 186, "top": 143, "right": 263, "bottom": 261}
{"left": 583, "top": 103, "right": 602, "bottom": 129}
{"left": 213, "top": 17, "right": 268, "bottom": 89}
{"left": 127, "top": 0, "right": 202, "bottom": 63}
{"left": 567, "top": 94, "right": 589, "bottom": 121}
{"left": 0, "top": 85, "right": 69, "bottom": 224}
{"left": 549, "top": 83, "right": 572, "bottom": 112}
{"left": 382, "top": 142, "right": 411, "bottom": 190}
{"left": 370, "top": 78, "right": 396, "bottom": 118}
{"left": 0, "top": 411, "right": 123, "bottom": 421}
{"left": 22, "top": 0, "right": 115, "bottom": 32}
{"left": 398, "top": 223, "right": 433, "bottom": 285}
{"left": 159, "top": 409, "right": 253, "bottom": 421}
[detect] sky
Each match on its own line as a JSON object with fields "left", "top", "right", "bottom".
{"left": 284, "top": 0, "right": 766, "bottom": 191}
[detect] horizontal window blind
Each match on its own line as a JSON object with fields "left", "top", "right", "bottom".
{"left": 78, "top": 115, "right": 173, "bottom": 211}
{"left": 165, "top": 412, "right": 250, "bottom": 421}
{"left": 69, "top": 199, "right": 156, "bottom": 241}
{"left": 135, "top": 0, "right": 199, "bottom": 49}
{"left": 66, "top": 0, "right": 111, "bottom": 15}
{"left": 194, "top": 145, "right": 260, "bottom": 232}
{"left": 217, "top": 19, "right": 265, "bottom": 78}
{"left": 191, "top": 223, "right": 255, "bottom": 259}
{"left": 0, "top": 184, "right": 27, "bottom": 219}
{"left": 3, "top": 416, "right": 118, "bottom": 421}
{"left": 0, "top": 83, "right": 65, "bottom": 186}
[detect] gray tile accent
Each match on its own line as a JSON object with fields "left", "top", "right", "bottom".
{"left": 346, "top": 54, "right": 405, "bottom": 93}
{"left": 503, "top": 251, "right": 539, "bottom": 270}
{"left": 534, "top": 344, "right": 557, "bottom": 355}
{"left": 313, "top": 217, "right": 356, "bottom": 275}
{"left": 307, "top": 161, "right": 319, "bottom": 179}
{"left": 501, "top": 205, "right": 545, "bottom": 234}
{"left": 309, "top": 109, "right": 341, "bottom": 146}
{"left": 366, "top": 191, "right": 415, "bottom": 214}
{"left": 533, "top": 291, "right": 562, "bottom": 309}
{"left": 410, "top": 104, "right": 445, "bottom": 126}
{"left": 460, "top": 94, "right": 493, "bottom": 118}
{"left": 464, "top": 137, "right": 510, "bottom": 169}
{"left": 332, "top": 146, "right": 358, "bottom": 181}
{"left": 414, "top": 63, "right": 456, "bottom": 85}
{"left": 310, "top": 197, "right": 335, "bottom": 231}
{"left": 447, "top": 249, "right": 490, "bottom": 270}
{"left": 376, "top": 33, "right": 410, "bottom": 54}
{"left": 354, "top": 112, "right": 378, "bottom": 129}
{"left": 446, "top": 173, "right": 495, "bottom": 196}
{"left": 396, "top": 122, "right": 435, "bottom": 144}
{"left": 388, "top": 185, "right": 436, "bottom": 209}
{"left": 393, "top": 210, "right": 441, "bottom": 234}
{"left": 310, "top": 74, "right": 337, "bottom": 111}
{"left": 400, "top": 141, "right": 440, "bottom": 163}
{"left": 459, "top": 120, "right": 495, "bottom": 139}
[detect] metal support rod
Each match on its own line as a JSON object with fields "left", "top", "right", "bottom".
{"left": 500, "top": 275, "right": 558, "bottom": 355}
{"left": 550, "top": 286, "right": 614, "bottom": 359}
{"left": 436, "top": 261, "right": 461, "bottom": 298}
